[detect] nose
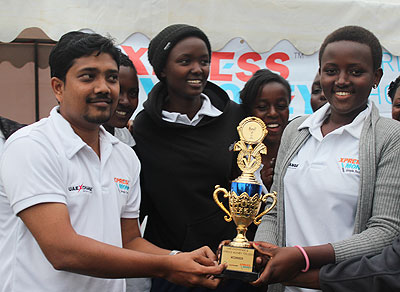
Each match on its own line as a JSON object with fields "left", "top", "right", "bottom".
{"left": 118, "top": 92, "right": 129, "bottom": 106}
{"left": 94, "top": 77, "right": 111, "bottom": 95}
{"left": 336, "top": 71, "right": 349, "bottom": 87}
{"left": 266, "top": 105, "right": 279, "bottom": 117}
{"left": 190, "top": 61, "right": 203, "bottom": 74}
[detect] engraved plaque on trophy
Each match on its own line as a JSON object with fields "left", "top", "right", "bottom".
{"left": 213, "top": 117, "right": 277, "bottom": 282}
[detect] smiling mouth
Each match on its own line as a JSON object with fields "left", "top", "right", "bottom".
{"left": 334, "top": 91, "right": 352, "bottom": 98}
{"left": 187, "top": 79, "right": 203, "bottom": 85}
{"left": 266, "top": 123, "right": 280, "bottom": 129}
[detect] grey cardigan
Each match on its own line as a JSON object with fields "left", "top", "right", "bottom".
{"left": 255, "top": 103, "right": 400, "bottom": 290}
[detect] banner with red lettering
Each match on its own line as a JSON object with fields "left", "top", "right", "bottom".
{"left": 121, "top": 33, "right": 399, "bottom": 119}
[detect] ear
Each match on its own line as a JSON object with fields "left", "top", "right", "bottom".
{"left": 160, "top": 70, "right": 166, "bottom": 78}
{"left": 51, "top": 77, "right": 65, "bottom": 104}
{"left": 374, "top": 68, "right": 383, "bottom": 87}
{"left": 318, "top": 67, "right": 322, "bottom": 75}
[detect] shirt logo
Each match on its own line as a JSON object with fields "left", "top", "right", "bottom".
{"left": 338, "top": 158, "right": 360, "bottom": 174}
{"left": 68, "top": 184, "right": 93, "bottom": 193}
{"left": 114, "top": 177, "right": 129, "bottom": 194}
{"left": 288, "top": 162, "right": 299, "bottom": 169}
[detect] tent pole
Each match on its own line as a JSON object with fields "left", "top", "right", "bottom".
{"left": 34, "top": 40, "right": 39, "bottom": 121}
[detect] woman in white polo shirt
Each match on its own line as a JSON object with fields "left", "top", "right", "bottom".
{"left": 253, "top": 26, "right": 400, "bottom": 292}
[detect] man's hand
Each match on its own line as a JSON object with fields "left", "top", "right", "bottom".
{"left": 164, "top": 246, "right": 225, "bottom": 289}
{"left": 251, "top": 242, "right": 304, "bottom": 286}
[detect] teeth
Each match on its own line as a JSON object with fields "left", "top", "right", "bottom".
{"left": 336, "top": 92, "right": 350, "bottom": 96}
{"left": 267, "top": 124, "right": 279, "bottom": 128}
{"left": 116, "top": 111, "right": 127, "bottom": 116}
{"left": 187, "top": 80, "right": 202, "bottom": 84}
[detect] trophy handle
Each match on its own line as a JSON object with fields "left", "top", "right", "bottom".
{"left": 253, "top": 191, "right": 277, "bottom": 225}
{"left": 213, "top": 185, "right": 232, "bottom": 222}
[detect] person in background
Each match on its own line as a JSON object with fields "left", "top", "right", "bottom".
{"left": 132, "top": 24, "right": 263, "bottom": 292}
{"left": 104, "top": 52, "right": 138, "bottom": 147}
{"left": 0, "top": 116, "right": 25, "bottom": 154}
{"left": 0, "top": 31, "right": 224, "bottom": 292}
{"left": 239, "top": 69, "right": 291, "bottom": 192}
{"left": 310, "top": 72, "right": 327, "bottom": 112}
{"left": 388, "top": 75, "right": 400, "bottom": 121}
{"left": 253, "top": 25, "right": 400, "bottom": 292}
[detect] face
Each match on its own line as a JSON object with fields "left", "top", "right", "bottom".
{"left": 161, "top": 36, "right": 210, "bottom": 101}
{"left": 320, "top": 41, "right": 382, "bottom": 120}
{"left": 310, "top": 73, "right": 327, "bottom": 112}
{"left": 106, "top": 66, "right": 139, "bottom": 128}
{"left": 52, "top": 52, "right": 119, "bottom": 131}
{"left": 392, "top": 88, "right": 400, "bottom": 121}
{"left": 252, "top": 81, "right": 290, "bottom": 145}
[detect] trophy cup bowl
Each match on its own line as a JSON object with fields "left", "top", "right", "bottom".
{"left": 212, "top": 116, "right": 278, "bottom": 282}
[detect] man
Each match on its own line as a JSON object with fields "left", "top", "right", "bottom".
{"left": 0, "top": 31, "right": 223, "bottom": 292}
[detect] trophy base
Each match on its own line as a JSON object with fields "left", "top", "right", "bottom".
{"left": 218, "top": 245, "right": 258, "bottom": 282}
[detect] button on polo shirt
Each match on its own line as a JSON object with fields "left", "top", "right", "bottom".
{"left": 0, "top": 106, "right": 141, "bottom": 292}
{"left": 285, "top": 102, "right": 371, "bottom": 248}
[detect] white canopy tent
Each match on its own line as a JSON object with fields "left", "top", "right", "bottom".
{"left": 1, "top": 0, "right": 400, "bottom": 123}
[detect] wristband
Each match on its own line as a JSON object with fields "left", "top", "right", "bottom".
{"left": 294, "top": 245, "right": 310, "bottom": 272}
{"left": 169, "top": 250, "right": 181, "bottom": 255}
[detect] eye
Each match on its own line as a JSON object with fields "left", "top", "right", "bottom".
{"left": 128, "top": 89, "right": 139, "bottom": 99}
{"left": 277, "top": 104, "right": 288, "bottom": 110}
{"left": 349, "top": 69, "right": 363, "bottom": 76}
{"left": 178, "top": 59, "right": 190, "bottom": 65}
{"left": 79, "top": 73, "right": 95, "bottom": 81}
{"left": 324, "top": 68, "right": 337, "bottom": 76}
{"left": 200, "top": 59, "right": 210, "bottom": 66}
{"left": 312, "top": 88, "right": 322, "bottom": 95}
{"left": 108, "top": 74, "right": 119, "bottom": 83}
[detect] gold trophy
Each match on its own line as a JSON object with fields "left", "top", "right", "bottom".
{"left": 213, "top": 117, "right": 277, "bottom": 281}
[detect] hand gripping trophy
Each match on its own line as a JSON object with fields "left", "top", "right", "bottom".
{"left": 213, "top": 116, "right": 277, "bottom": 281}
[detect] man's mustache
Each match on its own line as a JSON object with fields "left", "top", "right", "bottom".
{"left": 86, "top": 94, "right": 113, "bottom": 104}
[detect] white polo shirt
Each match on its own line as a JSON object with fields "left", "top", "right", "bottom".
{"left": 284, "top": 102, "right": 371, "bottom": 292}
{"left": 0, "top": 106, "right": 141, "bottom": 292}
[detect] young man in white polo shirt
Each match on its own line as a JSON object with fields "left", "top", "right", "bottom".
{"left": 0, "top": 31, "right": 223, "bottom": 292}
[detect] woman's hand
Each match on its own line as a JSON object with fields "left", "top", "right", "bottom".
{"left": 251, "top": 242, "right": 305, "bottom": 286}
{"left": 261, "top": 158, "right": 275, "bottom": 190}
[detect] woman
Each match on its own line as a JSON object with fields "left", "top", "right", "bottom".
{"left": 239, "top": 69, "right": 291, "bottom": 191}
{"left": 132, "top": 24, "right": 258, "bottom": 291}
{"left": 310, "top": 72, "right": 327, "bottom": 112}
{"left": 388, "top": 75, "right": 400, "bottom": 121}
{"left": 253, "top": 26, "right": 400, "bottom": 292}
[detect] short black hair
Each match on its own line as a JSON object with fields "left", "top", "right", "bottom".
{"left": 319, "top": 26, "right": 382, "bottom": 72}
{"left": 239, "top": 69, "right": 291, "bottom": 115}
{"left": 49, "top": 31, "right": 120, "bottom": 81}
{"left": 388, "top": 75, "right": 400, "bottom": 101}
{"left": 120, "top": 52, "right": 136, "bottom": 73}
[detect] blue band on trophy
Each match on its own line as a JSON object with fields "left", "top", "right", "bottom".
{"left": 231, "top": 182, "right": 262, "bottom": 198}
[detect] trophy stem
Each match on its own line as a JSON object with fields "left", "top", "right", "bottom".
{"left": 230, "top": 225, "right": 251, "bottom": 248}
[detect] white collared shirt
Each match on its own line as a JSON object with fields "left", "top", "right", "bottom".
{"left": 162, "top": 93, "right": 222, "bottom": 126}
{"left": 114, "top": 126, "right": 136, "bottom": 147}
{"left": 0, "top": 106, "right": 141, "bottom": 292}
{"left": 284, "top": 102, "right": 371, "bottom": 292}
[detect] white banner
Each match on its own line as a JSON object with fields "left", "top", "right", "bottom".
{"left": 121, "top": 33, "right": 400, "bottom": 119}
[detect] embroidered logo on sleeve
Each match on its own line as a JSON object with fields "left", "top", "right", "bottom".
{"left": 338, "top": 158, "right": 360, "bottom": 174}
{"left": 68, "top": 184, "right": 93, "bottom": 193}
{"left": 114, "top": 177, "right": 130, "bottom": 194}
